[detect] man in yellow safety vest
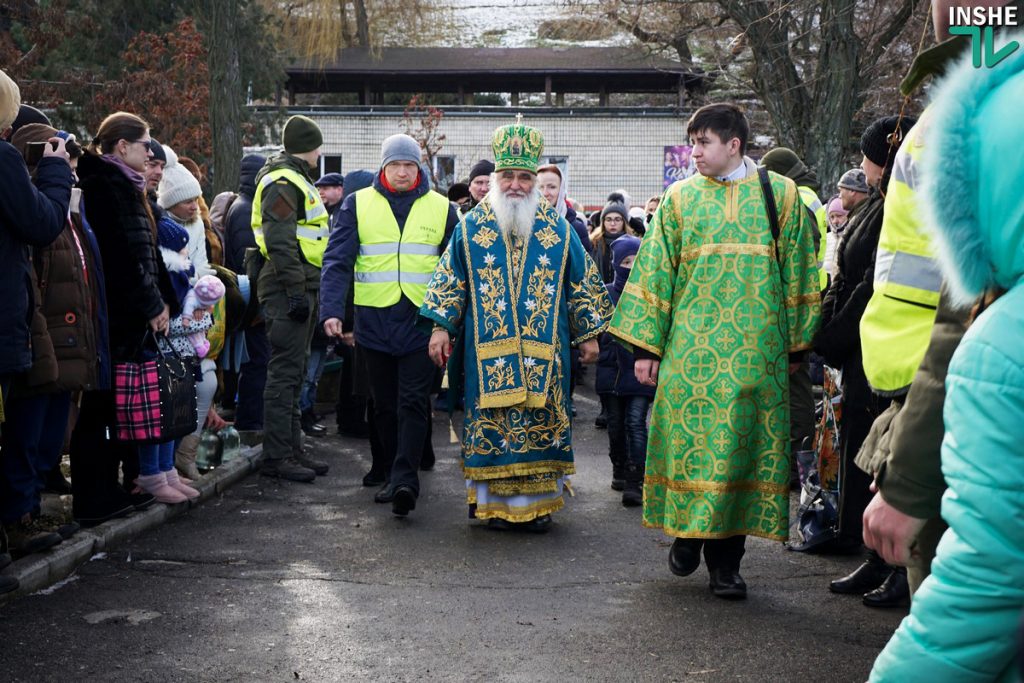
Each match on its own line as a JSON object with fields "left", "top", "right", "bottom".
{"left": 320, "top": 134, "right": 459, "bottom": 516}
{"left": 249, "top": 115, "right": 331, "bottom": 483}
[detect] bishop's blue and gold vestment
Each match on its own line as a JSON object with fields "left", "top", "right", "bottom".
{"left": 420, "top": 198, "right": 613, "bottom": 522}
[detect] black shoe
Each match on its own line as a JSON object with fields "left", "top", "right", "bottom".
{"left": 295, "top": 454, "right": 329, "bottom": 476}
{"left": 487, "top": 518, "right": 512, "bottom": 531}
{"left": 55, "top": 521, "right": 80, "bottom": 540}
{"left": 129, "top": 492, "right": 156, "bottom": 511}
{"left": 863, "top": 569, "right": 910, "bottom": 608}
{"left": 611, "top": 464, "right": 625, "bottom": 491}
{"left": 374, "top": 484, "right": 395, "bottom": 504}
{"left": 0, "top": 575, "right": 18, "bottom": 595}
{"left": 830, "top": 554, "right": 892, "bottom": 595}
{"left": 594, "top": 413, "right": 607, "bottom": 429}
{"left": 621, "top": 487, "right": 642, "bottom": 507}
{"left": 301, "top": 411, "right": 327, "bottom": 437}
{"left": 521, "top": 514, "right": 552, "bottom": 534}
{"left": 44, "top": 468, "right": 73, "bottom": 495}
{"left": 392, "top": 485, "right": 416, "bottom": 517}
{"left": 709, "top": 568, "right": 748, "bottom": 600}
{"left": 362, "top": 470, "right": 388, "bottom": 487}
{"left": 669, "top": 538, "right": 702, "bottom": 577}
{"left": 74, "top": 500, "right": 136, "bottom": 528}
{"left": 0, "top": 553, "right": 10, "bottom": 571}
{"left": 260, "top": 457, "right": 316, "bottom": 483}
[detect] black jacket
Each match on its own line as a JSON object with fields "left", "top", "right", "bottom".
{"left": 224, "top": 154, "right": 264, "bottom": 274}
{"left": 814, "top": 191, "right": 885, "bottom": 409}
{"left": 0, "top": 142, "right": 73, "bottom": 375}
{"left": 77, "top": 152, "right": 178, "bottom": 362}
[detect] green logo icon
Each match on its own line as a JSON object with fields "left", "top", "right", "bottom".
{"left": 950, "top": 26, "right": 1021, "bottom": 68}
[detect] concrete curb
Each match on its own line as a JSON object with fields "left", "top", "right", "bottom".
{"left": 0, "top": 444, "right": 264, "bottom": 603}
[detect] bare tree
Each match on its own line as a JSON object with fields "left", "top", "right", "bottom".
{"left": 402, "top": 95, "right": 446, "bottom": 186}
{"left": 577, "top": 0, "right": 928, "bottom": 186}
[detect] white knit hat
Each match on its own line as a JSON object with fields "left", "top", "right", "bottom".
{"left": 158, "top": 145, "right": 202, "bottom": 209}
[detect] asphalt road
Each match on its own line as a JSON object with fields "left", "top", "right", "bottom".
{"left": 0, "top": 385, "right": 904, "bottom": 682}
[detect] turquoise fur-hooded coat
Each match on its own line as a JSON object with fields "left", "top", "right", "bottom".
{"left": 870, "top": 35, "right": 1024, "bottom": 683}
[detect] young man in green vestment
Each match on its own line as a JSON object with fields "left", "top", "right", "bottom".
{"left": 609, "top": 104, "right": 820, "bottom": 598}
{"left": 420, "top": 122, "right": 613, "bottom": 533}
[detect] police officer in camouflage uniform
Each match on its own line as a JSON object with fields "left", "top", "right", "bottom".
{"left": 249, "top": 115, "right": 331, "bottom": 482}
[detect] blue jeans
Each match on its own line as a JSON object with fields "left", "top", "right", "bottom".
{"left": 138, "top": 440, "right": 176, "bottom": 476}
{"left": 606, "top": 394, "right": 651, "bottom": 470}
{"left": 299, "top": 345, "right": 327, "bottom": 414}
{"left": 0, "top": 392, "right": 71, "bottom": 524}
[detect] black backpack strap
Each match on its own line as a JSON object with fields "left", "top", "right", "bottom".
{"left": 757, "top": 166, "right": 781, "bottom": 266}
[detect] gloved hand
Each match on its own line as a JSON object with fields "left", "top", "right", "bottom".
{"left": 286, "top": 294, "right": 310, "bottom": 322}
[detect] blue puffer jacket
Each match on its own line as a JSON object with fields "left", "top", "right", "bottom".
{"left": 870, "top": 38, "right": 1024, "bottom": 683}
{"left": 0, "top": 143, "right": 73, "bottom": 375}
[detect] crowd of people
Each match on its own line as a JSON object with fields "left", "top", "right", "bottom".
{"left": 2, "top": 1, "right": 1023, "bottom": 675}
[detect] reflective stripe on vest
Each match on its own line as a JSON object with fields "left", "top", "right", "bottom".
{"left": 353, "top": 187, "right": 449, "bottom": 308}
{"left": 798, "top": 186, "right": 828, "bottom": 288}
{"left": 860, "top": 111, "right": 940, "bottom": 395}
{"left": 251, "top": 167, "right": 330, "bottom": 268}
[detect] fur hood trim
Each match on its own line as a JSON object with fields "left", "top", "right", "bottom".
{"left": 921, "top": 31, "right": 1024, "bottom": 306}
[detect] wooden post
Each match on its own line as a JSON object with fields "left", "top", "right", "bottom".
{"left": 678, "top": 77, "right": 686, "bottom": 109}
{"left": 288, "top": 84, "right": 296, "bottom": 106}
{"left": 511, "top": 92, "right": 520, "bottom": 107}
{"left": 598, "top": 84, "right": 607, "bottom": 107}
{"left": 544, "top": 76, "right": 552, "bottom": 106}
{"left": 362, "top": 82, "right": 371, "bottom": 105}
{"left": 458, "top": 85, "right": 465, "bottom": 105}
{"left": 555, "top": 91, "right": 565, "bottom": 107}
{"left": 465, "top": 92, "right": 475, "bottom": 105}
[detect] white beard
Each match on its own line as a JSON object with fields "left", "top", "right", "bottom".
{"left": 488, "top": 182, "right": 540, "bottom": 242}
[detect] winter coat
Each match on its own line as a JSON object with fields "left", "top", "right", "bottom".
{"left": 814, "top": 191, "right": 884, "bottom": 412}
{"left": 595, "top": 329, "right": 617, "bottom": 395}
{"left": 869, "top": 44, "right": 1024, "bottom": 683}
{"left": 13, "top": 218, "right": 99, "bottom": 395}
{"left": 77, "top": 151, "right": 179, "bottom": 363}
{"left": 0, "top": 142, "right": 74, "bottom": 375}
{"left": 565, "top": 205, "right": 592, "bottom": 253}
{"left": 73, "top": 193, "right": 113, "bottom": 390}
{"left": 320, "top": 171, "right": 459, "bottom": 356}
{"left": 224, "top": 155, "right": 264, "bottom": 274}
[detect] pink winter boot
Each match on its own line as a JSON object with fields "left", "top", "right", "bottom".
{"left": 163, "top": 469, "right": 200, "bottom": 499}
{"left": 134, "top": 473, "right": 188, "bottom": 504}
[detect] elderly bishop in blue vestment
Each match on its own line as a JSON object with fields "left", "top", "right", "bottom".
{"left": 420, "top": 122, "right": 613, "bottom": 532}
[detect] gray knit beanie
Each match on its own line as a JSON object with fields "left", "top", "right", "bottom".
{"left": 380, "top": 134, "right": 422, "bottom": 169}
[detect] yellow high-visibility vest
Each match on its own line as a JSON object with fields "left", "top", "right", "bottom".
{"left": 860, "top": 112, "right": 942, "bottom": 395}
{"left": 353, "top": 187, "right": 449, "bottom": 308}
{"left": 251, "top": 167, "right": 329, "bottom": 268}
{"left": 798, "top": 185, "right": 828, "bottom": 289}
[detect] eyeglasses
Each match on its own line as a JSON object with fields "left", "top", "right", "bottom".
{"left": 124, "top": 138, "right": 152, "bottom": 148}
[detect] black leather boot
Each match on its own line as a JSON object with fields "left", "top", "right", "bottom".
{"left": 621, "top": 462, "right": 643, "bottom": 507}
{"left": 669, "top": 538, "right": 702, "bottom": 577}
{"left": 863, "top": 567, "right": 910, "bottom": 608}
{"left": 830, "top": 549, "right": 891, "bottom": 595}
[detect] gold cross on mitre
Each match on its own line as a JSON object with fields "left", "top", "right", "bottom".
{"left": 515, "top": 113, "right": 523, "bottom": 125}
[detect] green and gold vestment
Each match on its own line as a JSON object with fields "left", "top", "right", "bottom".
{"left": 610, "top": 165, "right": 820, "bottom": 541}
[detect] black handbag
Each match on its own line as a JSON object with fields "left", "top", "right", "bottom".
{"left": 113, "top": 332, "right": 197, "bottom": 444}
